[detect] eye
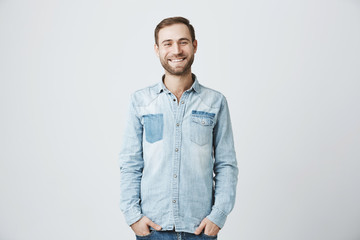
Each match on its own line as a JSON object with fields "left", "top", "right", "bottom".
{"left": 180, "top": 41, "right": 188, "bottom": 45}
{"left": 164, "top": 43, "right": 171, "bottom": 47}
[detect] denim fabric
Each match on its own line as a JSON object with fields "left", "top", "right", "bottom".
{"left": 190, "top": 110, "right": 216, "bottom": 146}
{"left": 143, "top": 114, "right": 164, "bottom": 143}
{"left": 136, "top": 231, "right": 217, "bottom": 240}
{"left": 119, "top": 74, "right": 238, "bottom": 233}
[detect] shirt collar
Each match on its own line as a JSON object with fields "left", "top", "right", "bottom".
{"left": 156, "top": 74, "right": 200, "bottom": 94}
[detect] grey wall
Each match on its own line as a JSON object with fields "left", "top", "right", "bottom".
{"left": 1, "top": 0, "right": 359, "bottom": 239}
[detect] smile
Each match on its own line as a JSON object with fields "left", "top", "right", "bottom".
{"left": 169, "top": 58, "right": 186, "bottom": 62}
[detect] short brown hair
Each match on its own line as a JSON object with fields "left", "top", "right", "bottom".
{"left": 154, "top": 16, "right": 196, "bottom": 45}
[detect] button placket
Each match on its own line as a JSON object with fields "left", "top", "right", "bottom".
{"left": 170, "top": 92, "right": 189, "bottom": 230}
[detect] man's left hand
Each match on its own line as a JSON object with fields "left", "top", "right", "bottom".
{"left": 194, "top": 218, "right": 220, "bottom": 236}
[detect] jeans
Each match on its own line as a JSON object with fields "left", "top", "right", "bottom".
{"left": 136, "top": 230, "right": 217, "bottom": 240}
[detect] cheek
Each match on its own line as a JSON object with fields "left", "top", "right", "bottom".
{"left": 160, "top": 51, "right": 169, "bottom": 59}
{"left": 188, "top": 47, "right": 195, "bottom": 54}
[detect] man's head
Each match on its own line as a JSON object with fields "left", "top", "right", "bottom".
{"left": 154, "top": 17, "right": 197, "bottom": 76}
{"left": 154, "top": 17, "right": 196, "bottom": 46}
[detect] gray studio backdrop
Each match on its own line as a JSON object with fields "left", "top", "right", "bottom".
{"left": 0, "top": 0, "right": 359, "bottom": 239}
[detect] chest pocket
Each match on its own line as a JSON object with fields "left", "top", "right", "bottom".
{"left": 190, "top": 110, "right": 215, "bottom": 146}
{"left": 143, "top": 114, "right": 164, "bottom": 143}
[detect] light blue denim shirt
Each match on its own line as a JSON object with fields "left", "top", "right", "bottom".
{"left": 119, "top": 74, "right": 238, "bottom": 233}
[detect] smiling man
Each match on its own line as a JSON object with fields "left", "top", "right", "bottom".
{"left": 119, "top": 17, "right": 238, "bottom": 240}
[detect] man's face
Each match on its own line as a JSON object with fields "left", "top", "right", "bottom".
{"left": 155, "top": 24, "right": 197, "bottom": 76}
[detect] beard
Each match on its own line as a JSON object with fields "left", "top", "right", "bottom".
{"left": 160, "top": 54, "right": 195, "bottom": 76}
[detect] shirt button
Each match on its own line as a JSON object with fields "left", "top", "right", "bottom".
{"left": 173, "top": 200, "right": 176, "bottom": 203}
{"left": 175, "top": 148, "right": 179, "bottom": 152}
{"left": 201, "top": 121, "right": 205, "bottom": 125}
{"left": 176, "top": 123, "right": 180, "bottom": 127}
{"left": 173, "top": 174, "right": 177, "bottom": 178}
{"left": 181, "top": 101, "right": 184, "bottom": 104}
{"left": 173, "top": 99, "right": 176, "bottom": 102}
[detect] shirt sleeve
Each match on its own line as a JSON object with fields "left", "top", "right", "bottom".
{"left": 207, "top": 95, "right": 239, "bottom": 228}
{"left": 118, "top": 94, "right": 144, "bottom": 226}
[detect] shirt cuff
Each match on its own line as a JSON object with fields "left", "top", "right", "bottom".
{"left": 123, "top": 206, "right": 143, "bottom": 226}
{"left": 206, "top": 207, "right": 228, "bottom": 229}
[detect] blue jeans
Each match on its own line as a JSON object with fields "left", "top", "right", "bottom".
{"left": 136, "top": 230, "right": 218, "bottom": 240}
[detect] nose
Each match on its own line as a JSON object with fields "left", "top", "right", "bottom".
{"left": 172, "top": 43, "right": 182, "bottom": 55}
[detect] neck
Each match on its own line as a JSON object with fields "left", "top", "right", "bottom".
{"left": 163, "top": 71, "right": 193, "bottom": 100}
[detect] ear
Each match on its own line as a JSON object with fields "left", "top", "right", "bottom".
{"left": 192, "top": 40, "right": 198, "bottom": 53}
{"left": 154, "top": 44, "right": 160, "bottom": 57}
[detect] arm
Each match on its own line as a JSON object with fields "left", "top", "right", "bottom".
{"left": 119, "top": 95, "right": 144, "bottom": 226}
{"left": 206, "top": 96, "right": 239, "bottom": 229}
{"left": 119, "top": 95, "right": 162, "bottom": 235}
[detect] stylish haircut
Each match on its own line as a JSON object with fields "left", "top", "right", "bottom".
{"left": 154, "top": 16, "right": 196, "bottom": 45}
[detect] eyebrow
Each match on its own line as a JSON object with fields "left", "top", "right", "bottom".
{"left": 178, "top": 38, "right": 190, "bottom": 42}
{"left": 161, "top": 38, "right": 191, "bottom": 44}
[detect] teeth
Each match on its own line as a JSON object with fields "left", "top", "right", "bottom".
{"left": 170, "top": 58, "right": 185, "bottom": 62}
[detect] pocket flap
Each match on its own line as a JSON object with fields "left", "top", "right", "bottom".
{"left": 191, "top": 115, "right": 214, "bottom": 126}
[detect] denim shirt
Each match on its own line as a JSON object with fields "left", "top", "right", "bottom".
{"left": 119, "top": 75, "right": 238, "bottom": 233}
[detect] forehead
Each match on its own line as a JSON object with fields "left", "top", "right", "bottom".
{"left": 158, "top": 23, "right": 191, "bottom": 42}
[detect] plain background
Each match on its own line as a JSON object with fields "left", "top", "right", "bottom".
{"left": 1, "top": 0, "right": 360, "bottom": 239}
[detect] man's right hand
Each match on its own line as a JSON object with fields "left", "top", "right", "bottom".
{"left": 130, "top": 216, "right": 162, "bottom": 236}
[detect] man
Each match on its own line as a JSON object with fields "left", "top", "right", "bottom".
{"left": 119, "top": 17, "right": 238, "bottom": 240}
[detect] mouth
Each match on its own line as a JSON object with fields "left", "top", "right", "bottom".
{"left": 169, "top": 57, "right": 186, "bottom": 63}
